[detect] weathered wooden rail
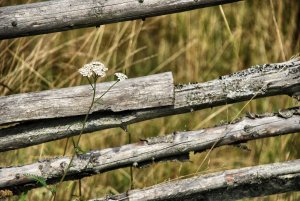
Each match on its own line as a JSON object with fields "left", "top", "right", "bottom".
{"left": 91, "top": 159, "right": 300, "bottom": 201}
{"left": 0, "top": 58, "right": 299, "bottom": 152}
{"left": 0, "top": 0, "right": 242, "bottom": 40}
{"left": 1, "top": 107, "right": 299, "bottom": 194}
{"left": 0, "top": 72, "right": 174, "bottom": 125}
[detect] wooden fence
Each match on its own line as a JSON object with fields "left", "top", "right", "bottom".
{"left": 0, "top": 0, "right": 241, "bottom": 39}
{"left": 1, "top": 0, "right": 300, "bottom": 200}
{"left": 91, "top": 160, "right": 300, "bottom": 201}
{"left": 1, "top": 59, "right": 299, "bottom": 152}
{"left": 1, "top": 107, "right": 300, "bottom": 194}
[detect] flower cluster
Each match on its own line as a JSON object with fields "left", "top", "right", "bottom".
{"left": 114, "top": 72, "right": 128, "bottom": 81}
{"left": 79, "top": 61, "right": 108, "bottom": 78}
{"left": 79, "top": 61, "right": 128, "bottom": 82}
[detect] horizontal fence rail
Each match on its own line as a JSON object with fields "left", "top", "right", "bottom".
{"left": 0, "top": 58, "right": 299, "bottom": 152}
{"left": 0, "top": 0, "right": 242, "bottom": 40}
{"left": 0, "top": 72, "right": 174, "bottom": 125}
{"left": 91, "top": 159, "right": 300, "bottom": 201}
{"left": 0, "top": 107, "right": 299, "bottom": 194}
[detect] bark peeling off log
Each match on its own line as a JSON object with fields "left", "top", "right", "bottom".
{"left": 0, "top": 0, "right": 241, "bottom": 39}
{"left": 91, "top": 160, "right": 300, "bottom": 201}
{"left": 0, "top": 58, "right": 299, "bottom": 152}
{"left": 0, "top": 107, "right": 299, "bottom": 194}
{"left": 0, "top": 72, "right": 174, "bottom": 125}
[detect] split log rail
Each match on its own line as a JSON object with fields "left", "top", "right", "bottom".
{"left": 0, "top": 0, "right": 241, "bottom": 39}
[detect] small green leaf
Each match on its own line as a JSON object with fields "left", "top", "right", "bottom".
{"left": 75, "top": 146, "right": 87, "bottom": 155}
{"left": 23, "top": 174, "right": 56, "bottom": 195}
{"left": 24, "top": 173, "right": 47, "bottom": 188}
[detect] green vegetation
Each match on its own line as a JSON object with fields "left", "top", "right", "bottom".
{"left": 0, "top": 1, "right": 299, "bottom": 200}
{"left": 24, "top": 174, "right": 56, "bottom": 195}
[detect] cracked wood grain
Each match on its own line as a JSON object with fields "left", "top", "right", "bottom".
{"left": 91, "top": 159, "right": 300, "bottom": 201}
{"left": 0, "top": 72, "right": 174, "bottom": 125}
{"left": 0, "top": 0, "right": 241, "bottom": 40}
{"left": 0, "top": 58, "right": 299, "bottom": 152}
{"left": 0, "top": 107, "right": 299, "bottom": 195}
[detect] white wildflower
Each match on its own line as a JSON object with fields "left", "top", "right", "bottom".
{"left": 79, "top": 61, "right": 107, "bottom": 77}
{"left": 115, "top": 72, "right": 128, "bottom": 81}
{"left": 90, "top": 61, "right": 108, "bottom": 77}
{"left": 78, "top": 65, "right": 93, "bottom": 77}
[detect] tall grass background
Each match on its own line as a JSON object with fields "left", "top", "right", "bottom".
{"left": 0, "top": 0, "right": 300, "bottom": 200}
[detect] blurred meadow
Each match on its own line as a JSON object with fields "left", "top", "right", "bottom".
{"left": 0, "top": 0, "right": 300, "bottom": 200}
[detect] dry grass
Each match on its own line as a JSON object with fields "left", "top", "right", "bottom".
{"left": 0, "top": 0, "right": 300, "bottom": 200}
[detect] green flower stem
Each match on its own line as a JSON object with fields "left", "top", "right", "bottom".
{"left": 52, "top": 77, "right": 119, "bottom": 200}
{"left": 128, "top": 129, "right": 134, "bottom": 190}
{"left": 76, "top": 76, "right": 97, "bottom": 145}
{"left": 94, "top": 80, "right": 119, "bottom": 104}
{"left": 53, "top": 76, "right": 97, "bottom": 200}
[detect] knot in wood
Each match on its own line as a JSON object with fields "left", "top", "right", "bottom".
{"left": 11, "top": 21, "right": 17, "bottom": 27}
{"left": 278, "top": 110, "right": 294, "bottom": 119}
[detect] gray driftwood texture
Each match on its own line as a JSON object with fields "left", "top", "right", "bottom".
{"left": 0, "top": 72, "right": 174, "bottom": 125}
{"left": 0, "top": 58, "right": 299, "bottom": 152}
{"left": 91, "top": 159, "right": 300, "bottom": 201}
{"left": 0, "top": 107, "right": 299, "bottom": 194}
{"left": 0, "top": 0, "right": 241, "bottom": 40}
